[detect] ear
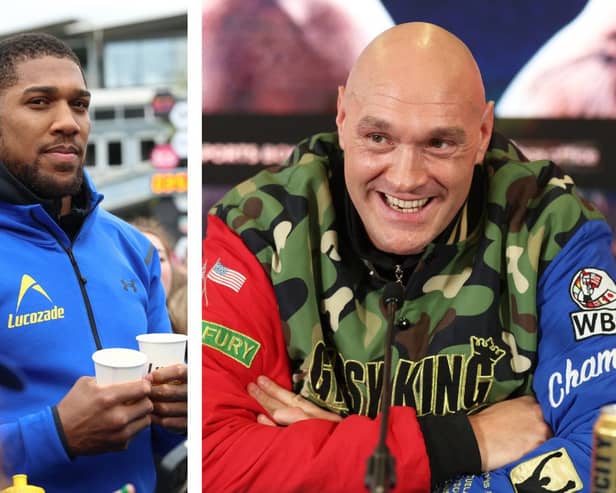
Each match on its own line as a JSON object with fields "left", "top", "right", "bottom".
{"left": 335, "top": 85, "right": 346, "bottom": 150}
{"left": 475, "top": 101, "right": 494, "bottom": 164}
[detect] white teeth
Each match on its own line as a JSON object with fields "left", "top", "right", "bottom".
{"left": 384, "top": 194, "right": 429, "bottom": 213}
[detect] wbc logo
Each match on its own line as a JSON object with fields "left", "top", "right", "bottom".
{"left": 570, "top": 268, "right": 616, "bottom": 309}
{"left": 570, "top": 268, "right": 616, "bottom": 341}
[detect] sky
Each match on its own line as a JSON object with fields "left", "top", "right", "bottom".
{"left": 0, "top": 0, "right": 187, "bottom": 35}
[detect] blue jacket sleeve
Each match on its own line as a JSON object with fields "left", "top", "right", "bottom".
{"left": 0, "top": 407, "right": 71, "bottom": 477}
{"left": 435, "top": 219, "right": 616, "bottom": 492}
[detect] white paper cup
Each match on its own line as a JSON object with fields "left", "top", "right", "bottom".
{"left": 92, "top": 348, "right": 148, "bottom": 385}
{"left": 136, "top": 333, "right": 187, "bottom": 373}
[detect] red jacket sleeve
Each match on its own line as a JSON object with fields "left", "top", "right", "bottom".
{"left": 202, "top": 215, "right": 431, "bottom": 493}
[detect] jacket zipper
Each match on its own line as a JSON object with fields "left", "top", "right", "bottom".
{"left": 393, "top": 264, "right": 404, "bottom": 285}
{"left": 65, "top": 247, "right": 102, "bottom": 350}
{"left": 31, "top": 209, "right": 103, "bottom": 351}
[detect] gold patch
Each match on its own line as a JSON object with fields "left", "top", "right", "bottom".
{"left": 509, "top": 448, "right": 583, "bottom": 492}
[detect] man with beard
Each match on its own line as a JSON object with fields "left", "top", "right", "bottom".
{"left": 0, "top": 33, "right": 186, "bottom": 493}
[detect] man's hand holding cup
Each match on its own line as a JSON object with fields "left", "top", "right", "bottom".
{"left": 137, "top": 333, "right": 187, "bottom": 433}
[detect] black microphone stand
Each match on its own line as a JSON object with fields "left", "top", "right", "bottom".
{"left": 365, "top": 281, "right": 404, "bottom": 493}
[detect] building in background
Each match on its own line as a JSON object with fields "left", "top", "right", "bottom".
{"left": 1, "top": 5, "right": 188, "bottom": 264}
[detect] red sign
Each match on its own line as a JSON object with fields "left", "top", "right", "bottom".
{"left": 151, "top": 93, "right": 175, "bottom": 116}
{"left": 150, "top": 144, "right": 179, "bottom": 169}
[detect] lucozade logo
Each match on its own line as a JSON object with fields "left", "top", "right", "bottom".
{"left": 7, "top": 274, "right": 65, "bottom": 329}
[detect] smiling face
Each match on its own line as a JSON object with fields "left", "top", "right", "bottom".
{"left": 0, "top": 55, "right": 91, "bottom": 200}
{"left": 336, "top": 23, "right": 494, "bottom": 256}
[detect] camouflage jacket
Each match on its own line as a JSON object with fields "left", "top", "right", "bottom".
{"left": 206, "top": 132, "right": 616, "bottom": 492}
{"left": 211, "top": 131, "right": 602, "bottom": 415}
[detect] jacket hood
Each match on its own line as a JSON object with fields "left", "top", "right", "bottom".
{"left": 0, "top": 162, "right": 102, "bottom": 219}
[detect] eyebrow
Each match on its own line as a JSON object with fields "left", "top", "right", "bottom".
{"left": 23, "top": 86, "right": 91, "bottom": 98}
{"left": 428, "top": 126, "right": 467, "bottom": 142}
{"left": 357, "top": 116, "right": 468, "bottom": 142}
{"left": 356, "top": 116, "right": 392, "bottom": 133}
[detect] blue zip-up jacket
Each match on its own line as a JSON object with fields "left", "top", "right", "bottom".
{"left": 0, "top": 165, "right": 179, "bottom": 493}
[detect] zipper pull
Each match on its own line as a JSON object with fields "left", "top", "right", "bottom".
{"left": 394, "top": 264, "right": 403, "bottom": 285}
{"left": 393, "top": 264, "right": 410, "bottom": 331}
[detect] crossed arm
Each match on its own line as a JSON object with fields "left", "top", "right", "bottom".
{"left": 248, "top": 374, "right": 550, "bottom": 473}
{"left": 203, "top": 216, "right": 553, "bottom": 492}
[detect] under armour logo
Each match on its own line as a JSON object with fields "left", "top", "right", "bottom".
{"left": 121, "top": 279, "right": 138, "bottom": 292}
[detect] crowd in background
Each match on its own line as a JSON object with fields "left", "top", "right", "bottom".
{"left": 132, "top": 217, "right": 188, "bottom": 336}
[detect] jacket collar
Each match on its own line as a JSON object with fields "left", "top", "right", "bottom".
{"left": 0, "top": 161, "right": 102, "bottom": 235}
{"left": 0, "top": 161, "right": 52, "bottom": 208}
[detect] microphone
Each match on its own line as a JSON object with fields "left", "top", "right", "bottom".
{"left": 365, "top": 280, "right": 404, "bottom": 493}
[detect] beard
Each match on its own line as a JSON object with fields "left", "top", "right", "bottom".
{"left": 2, "top": 156, "right": 84, "bottom": 200}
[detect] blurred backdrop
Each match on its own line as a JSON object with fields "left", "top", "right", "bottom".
{"left": 202, "top": 0, "right": 616, "bottom": 255}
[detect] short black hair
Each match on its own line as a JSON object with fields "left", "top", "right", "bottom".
{"left": 0, "top": 32, "right": 83, "bottom": 91}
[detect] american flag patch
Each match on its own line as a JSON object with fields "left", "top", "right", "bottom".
{"left": 206, "top": 259, "right": 246, "bottom": 293}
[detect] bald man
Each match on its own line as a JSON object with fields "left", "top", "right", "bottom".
{"left": 203, "top": 23, "right": 615, "bottom": 492}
